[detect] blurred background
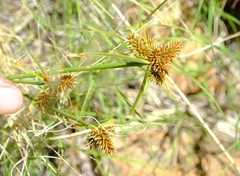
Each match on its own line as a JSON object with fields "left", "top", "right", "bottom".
{"left": 0, "top": 0, "right": 240, "bottom": 175}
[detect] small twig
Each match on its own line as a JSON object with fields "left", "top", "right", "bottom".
{"left": 49, "top": 129, "right": 91, "bottom": 140}
{"left": 180, "top": 31, "right": 240, "bottom": 59}
{"left": 166, "top": 75, "right": 240, "bottom": 174}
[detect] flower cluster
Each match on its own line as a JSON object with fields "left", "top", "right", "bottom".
{"left": 35, "top": 73, "right": 75, "bottom": 112}
{"left": 127, "top": 33, "right": 182, "bottom": 85}
{"left": 87, "top": 126, "right": 115, "bottom": 155}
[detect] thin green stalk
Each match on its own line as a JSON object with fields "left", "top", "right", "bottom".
{"left": 11, "top": 80, "right": 45, "bottom": 85}
{"left": 116, "top": 88, "right": 144, "bottom": 121}
{"left": 82, "top": 27, "right": 125, "bottom": 41}
{"left": 76, "top": 0, "right": 82, "bottom": 29}
{"left": 143, "top": 0, "right": 167, "bottom": 23}
{"left": 79, "top": 74, "right": 95, "bottom": 118}
{"left": 69, "top": 110, "right": 144, "bottom": 124}
{"left": 67, "top": 52, "right": 150, "bottom": 64}
{"left": 52, "top": 108, "right": 88, "bottom": 126}
{"left": 92, "top": 0, "right": 113, "bottom": 19}
{"left": 7, "top": 62, "right": 149, "bottom": 80}
{"left": 129, "top": 66, "right": 150, "bottom": 115}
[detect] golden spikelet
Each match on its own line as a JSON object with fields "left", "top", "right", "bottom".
{"left": 127, "top": 33, "right": 154, "bottom": 59}
{"left": 87, "top": 126, "right": 115, "bottom": 154}
{"left": 148, "top": 67, "right": 166, "bottom": 85}
{"left": 58, "top": 74, "right": 75, "bottom": 93}
{"left": 127, "top": 33, "right": 182, "bottom": 85}
{"left": 35, "top": 89, "right": 57, "bottom": 112}
{"left": 35, "top": 73, "right": 75, "bottom": 112}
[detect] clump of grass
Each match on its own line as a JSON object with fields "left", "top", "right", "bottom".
{"left": 2, "top": 0, "right": 240, "bottom": 175}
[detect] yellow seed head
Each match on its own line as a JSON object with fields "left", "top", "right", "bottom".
{"left": 127, "top": 33, "right": 182, "bottom": 85}
{"left": 87, "top": 126, "right": 115, "bottom": 154}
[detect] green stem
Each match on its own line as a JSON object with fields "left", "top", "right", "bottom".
{"left": 52, "top": 108, "right": 88, "bottom": 126}
{"left": 68, "top": 52, "right": 150, "bottom": 64}
{"left": 7, "top": 62, "right": 148, "bottom": 80}
{"left": 11, "top": 80, "right": 45, "bottom": 85}
{"left": 80, "top": 74, "right": 95, "bottom": 118}
{"left": 129, "top": 66, "right": 150, "bottom": 115}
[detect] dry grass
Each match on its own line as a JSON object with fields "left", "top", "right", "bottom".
{"left": 0, "top": 0, "right": 240, "bottom": 176}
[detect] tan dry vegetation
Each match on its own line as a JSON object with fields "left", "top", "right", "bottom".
{"left": 0, "top": 0, "right": 240, "bottom": 176}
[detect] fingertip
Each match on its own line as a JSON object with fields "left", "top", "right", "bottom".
{"left": 0, "top": 78, "right": 23, "bottom": 115}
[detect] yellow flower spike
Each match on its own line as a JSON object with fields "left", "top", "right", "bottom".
{"left": 127, "top": 32, "right": 182, "bottom": 85}
{"left": 87, "top": 126, "right": 115, "bottom": 155}
{"left": 58, "top": 74, "right": 75, "bottom": 93}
